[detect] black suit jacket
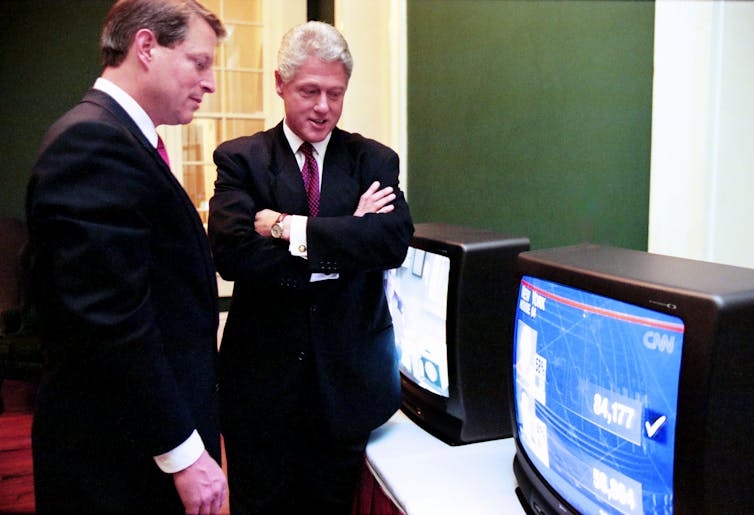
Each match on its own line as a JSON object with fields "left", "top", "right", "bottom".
{"left": 26, "top": 89, "right": 221, "bottom": 513}
{"left": 209, "top": 122, "right": 413, "bottom": 439}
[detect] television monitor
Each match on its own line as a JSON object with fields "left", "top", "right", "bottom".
{"left": 385, "top": 222, "right": 529, "bottom": 445}
{"left": 510, "top": 244, "right": 754, "bottom": 514}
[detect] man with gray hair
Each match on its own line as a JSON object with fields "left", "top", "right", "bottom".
{"left": 209, "top": 20, "right": 414, "bottom": 514}
{"left": 27, "top": 1, "right": 227, "bottom": 513}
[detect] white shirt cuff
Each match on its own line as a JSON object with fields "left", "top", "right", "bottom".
{"left": 287, "top": 215, "right": 338, "bottom": 282}
{"left": 153, "top": 429, "right": 204, "bottom": 473}
{"left": 288, "top": 215, "right": 308, "bottom": 257}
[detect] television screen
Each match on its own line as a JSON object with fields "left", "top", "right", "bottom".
{"left": 514, "top": 275, "right": 684, "bottom": 514}
{"left": 385, "top": 222, "right": 530, "bottom": 445}
{"left": 511, "top": 244, "right": 754, "bottom": 514}
{"left": 386, "top": 247, "right": 451, "bottom": 398}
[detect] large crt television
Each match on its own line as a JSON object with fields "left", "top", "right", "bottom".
{"left": 385, "top": 222, "right": 529, "bottom": 445}
{"left": 510, "top": 244, "right": 754, "bottom": 514}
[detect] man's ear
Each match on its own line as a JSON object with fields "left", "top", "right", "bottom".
{"left": 133, "top": 28, "right": 158, "bottom": 68}
{"left": 274, "top": 70, "right": 284, "bottom": 97}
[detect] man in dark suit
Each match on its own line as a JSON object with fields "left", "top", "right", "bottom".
{"left": 208, "top": 20, "right": 414, "bottom": 515}
{"left": 25, "top": 1, "right": 227, "bottom": 513}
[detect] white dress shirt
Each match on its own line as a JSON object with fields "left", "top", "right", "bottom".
{"left": 281, "top": 121, "right": 338, "bottom": 282}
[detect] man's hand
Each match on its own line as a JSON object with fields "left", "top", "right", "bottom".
{"left": 354, "top": 181, "right": 396, "bottom": 217}
{"left": 254, "top": 209, "right": 279, "bottom": 237}
{"left": 173, "top": 450, "right": 227, "bottom": 515}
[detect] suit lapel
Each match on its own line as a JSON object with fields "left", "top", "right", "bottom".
{"left": 85, "top": 90, "right": 193, "bottom": 208}
{"left": 269, "top": 124, "right": 310, "bottom": 216}
{"left": 82, "top": 89, "right": 168, "bottom": 173}
{"left": 319, "top": 129, "right": 361, "bottom": 217}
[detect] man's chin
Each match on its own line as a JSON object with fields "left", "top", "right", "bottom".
{"left": 303, "top": 126, "right": 332, "bottom": 143}
{"left": 172, "top": 113, "right": 196, "bottom": 126}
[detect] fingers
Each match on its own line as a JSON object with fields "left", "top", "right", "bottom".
{"left": 373, "top": 186, "right": 394, "bottom": 201}
{"left": 360, "top": 182, "right": 394, "bottom": 202}
{"left": 363, "top": 180, "right": 380, "bottom": 196}
{"left": 211, "top": 478, "right": 226, "bottom": 515}
{"left": 364, "top": 186, "right": 394, "bottom": 205}
{"left": 174, "top": 451, "right": 227, "bottom": 515}
{"left": 193, "top": 482, "right": 225, "bottom": 515}
{"left": 372, "top": 191, "right": 396, "bottom": 210}
{"left": 354, "top": 181, "right": 398, "bottom": 216}
{"left": 255, "top": 208, "right": 273, "bottom": 220}
{"left": 201, "top": 475, "right": 226, "bottom": 515}
{"left": 211, "top": 490, "right": 225, "bottom": 515}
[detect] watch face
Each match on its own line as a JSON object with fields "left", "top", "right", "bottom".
{"left": 271, "top": 223, "right": 283, "bottom": 238}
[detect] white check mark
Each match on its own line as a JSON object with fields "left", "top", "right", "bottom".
{"left": 645, "top": 415, "right": 667, "bottom": 438}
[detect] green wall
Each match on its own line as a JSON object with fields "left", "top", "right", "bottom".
{"left": 0, "top": 1, "right": 111, "bottom": 220}
{"left": 1, "top": 0, "right": 655, "bottom": 251}
{"left": 407, "top": 0, "right": 655, "bottom": 250}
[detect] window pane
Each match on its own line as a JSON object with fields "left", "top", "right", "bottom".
{"left": 224, "top": 24, "right": 263, "bottom": 69}
{"left": 182, "top": 164, "right": 217, "bottom": 225}
{"left": 183, "top": 164, "right": 206, "bottom": 211}
{"left": 224, "top": 0, "right": 262, "bottom": 22}
{"left": 224, "top": 71, "right": 263, "bottom": 113}
{"left": 182, "top": 121, "right": 218, "bottom": 163}
{"left": 225, "top": 118, "right": 266, "bottom": 142}
{"left": 170, "top": 0, "right": 266, "bottom": 228}
{"left": 182, "top": 124, "right": 202, "bottom": 163}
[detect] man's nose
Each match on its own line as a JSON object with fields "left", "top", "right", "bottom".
{"left": 314, "top": 92, "right": 329, "bottom": 111}
{"left": 201, "top": 72, "right": 216, "bottom": 94}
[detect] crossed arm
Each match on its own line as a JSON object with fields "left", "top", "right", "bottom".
{"left": 254, "top": 180, "right": 396, "bottom": 238}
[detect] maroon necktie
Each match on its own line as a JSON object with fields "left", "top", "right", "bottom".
{"left": 300, "top": 142, "right": 319, "bottom": 217}
{"left": 157, "top": 135, "right": 170, "bottom": 168}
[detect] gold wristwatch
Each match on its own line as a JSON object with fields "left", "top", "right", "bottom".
{"left": 271, "top": 213, "right": 288, "bottom": 239}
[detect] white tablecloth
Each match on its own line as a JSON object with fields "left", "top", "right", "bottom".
{"left": 365, "top": 410, "right": 526, "bottom": 515}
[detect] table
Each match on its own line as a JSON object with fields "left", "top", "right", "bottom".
{"left": 361, "top": 410, "right": 526, "bottom": 514}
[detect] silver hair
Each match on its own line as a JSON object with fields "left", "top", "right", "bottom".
{"left": 277, "top": 21, "right": 353, "bottom": 84}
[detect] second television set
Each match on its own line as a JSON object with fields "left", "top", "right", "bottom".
{"left": 385, "top": 222, "right": 529, "bottom": 445}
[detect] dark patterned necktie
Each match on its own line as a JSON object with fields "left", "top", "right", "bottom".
{"left": 157, "top": 135, "right": 170, "bottom": 168}
{"left": 300, "top": 142, "right": 320, "bottom": 216}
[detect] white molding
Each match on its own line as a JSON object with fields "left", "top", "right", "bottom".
{"left": 649, "top": 1, "right": 754, "bottom": 268}
{"left": 334, "top": 0, "right": 408, "bottom": 195}
{"left": 264, "top": 0, "right": 307, "bottom": 128}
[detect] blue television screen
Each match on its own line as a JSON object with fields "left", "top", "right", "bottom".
{"left": 513, "top": 275, "right": 685, "bottom": 514}
{"left": 386, "top": 247, "right": 450, "bottom": 398}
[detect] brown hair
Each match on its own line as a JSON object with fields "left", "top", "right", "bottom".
{"left": 100, "top": 0, "right": 225, "bottom": 67}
